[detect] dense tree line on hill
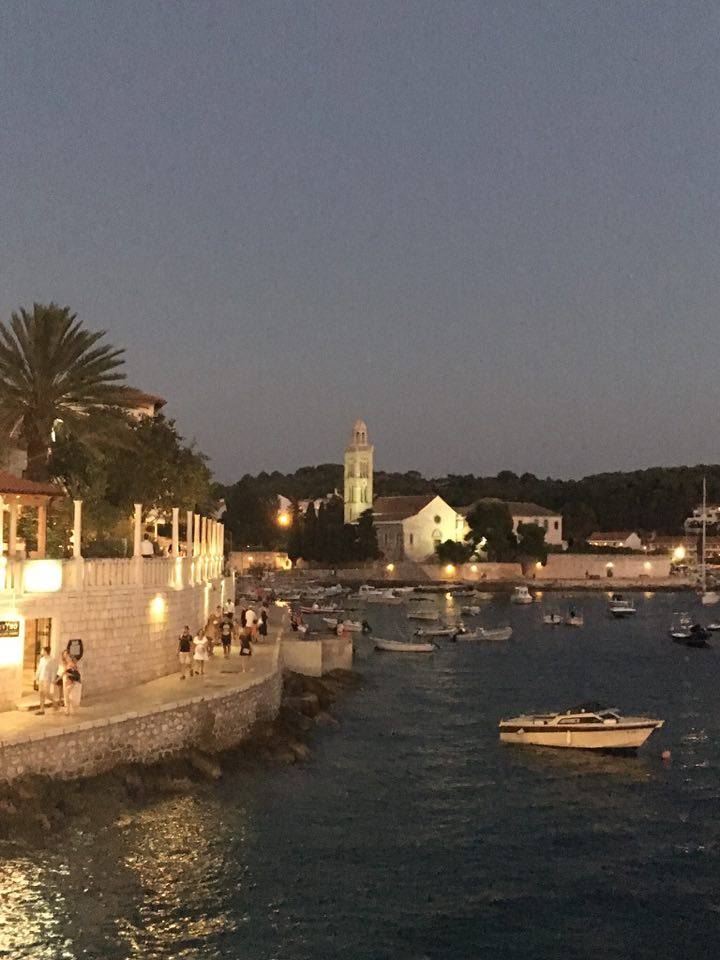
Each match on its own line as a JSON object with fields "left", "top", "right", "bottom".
{"left": 217, "top": 463, "right": 718, "bottom": 551}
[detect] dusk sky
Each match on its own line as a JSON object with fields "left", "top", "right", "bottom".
{"left": 1, "top": 2, "right": 719, "bottom": 482}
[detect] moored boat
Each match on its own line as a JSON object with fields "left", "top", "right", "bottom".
{"left": 322, "top": 618, "right": 369, "bottom": 633}
{"left": 670, "top": 613, "right": 710, "bottom": 647}
{"left": 608, "top": 594, "right": 636, "bottom": 618}
{"left": 374, "top": 637, "right": 436, "bottom": 653}
{"left": 414, "top": 625, "right": 459, "bottom": 638}
{"left": 300, "top": 603, "right": 341, "bottom": 615}
{"left": 498, "top": 703, "right": 663, "bottom": 751}
{"left": 456, "top": 625, "right": 513, "bottom": 642}
{"left": 543, "top": 613, "right": 563, "bottom": 625}
{"left": 462, "top": 605, "right": 481, "bottom": 616}
{"left": 510, "top": 586, "right": 533, "bottom": 604}
{"left": 406, "top": 609, "right": 440, "bottom": 621}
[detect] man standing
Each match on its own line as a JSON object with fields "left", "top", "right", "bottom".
{"left": 220, "top": 617, "right": 233, "bottom": 658}
{"left": 178, "top": 626, "right": 194, "bottom": 679}
{"left": 35, "top": 646, "right": 57, "bottom": 715}
{"left": 223, "top": 597, "right": 235, "bottom": 621}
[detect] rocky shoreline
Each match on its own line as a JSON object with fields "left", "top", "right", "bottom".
{"left": 0, "top": 669, "right": 361, "bottom": 845}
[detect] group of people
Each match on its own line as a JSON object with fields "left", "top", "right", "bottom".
{"left": 177, "top": 598, "right": 269, "bottom": 678}
{"left": 34, "top": 647, "right": 82, "bottom": 716}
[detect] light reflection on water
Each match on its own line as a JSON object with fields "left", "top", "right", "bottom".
{"left": 2, "top": 591, "right": 720, "bottom": 959}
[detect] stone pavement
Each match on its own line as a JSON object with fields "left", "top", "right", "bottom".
{"left": 0, "top": 630, "right": 283, "bottom": 750}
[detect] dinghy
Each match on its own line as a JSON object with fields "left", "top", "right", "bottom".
{"left": 322, "top": 618, "right": 368, "bottom": 633}
{"left": 374, "top": 637, "right": 436, "bottom": 653}
{"left": 456, "top": 626, "right": 513, "bottom": 642}
{"left": 414, "top": 625, "right": 459, "bottom": 638}
{"left": 462, "top": 605, "right": 481, "bottom": 616}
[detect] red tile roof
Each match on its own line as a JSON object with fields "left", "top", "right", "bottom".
{"left": 373, "top": 494, "right": 436, "bottom": 522}
{"left": 459, "top": 498, "right": 559, "bottom": 518}
{"left": 0, "top": 471, "right": 63, "bottom": 497}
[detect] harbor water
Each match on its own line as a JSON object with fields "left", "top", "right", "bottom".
{"left": 2, "top": 590, "right": 720, "bottom": 959}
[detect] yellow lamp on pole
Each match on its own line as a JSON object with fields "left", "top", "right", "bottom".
{"left": 277, "top": 512, "right": 291, "bottom": 528}
{"left": 672, "top": 545, "right": 686, "bottom": 562}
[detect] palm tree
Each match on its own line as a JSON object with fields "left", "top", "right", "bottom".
{"left": 0, "top": 303, "right": 130, "bottom": 481}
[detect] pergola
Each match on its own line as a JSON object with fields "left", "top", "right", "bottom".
{"left": 0, "top": 471, "right": 63, "bottom": 560}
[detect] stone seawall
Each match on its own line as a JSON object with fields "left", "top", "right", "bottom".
{"left": 0, "top": 669, "right": 282, "bottom": 784}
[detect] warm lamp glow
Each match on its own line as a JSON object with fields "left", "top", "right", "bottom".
{"left": 535, "top": 561, "right": 543, "bottom": 570}
{"left": 150, "top": 594, "right": 167, "bottom": 621}
{"left": 470, "top": 564, "right": 478, "bottom": 573}
{"left": 445, "top": 564, "right": 456, "bottom": 575}
{"left": 386, "top": 563, "right": 395, "bottom": 572}
{"left": 22, "top": 559, "right": 63, "bottom": 594}
{"left": 606, "top": 562, "right": 614, "bottom": 569}
{"left": 644, "top": 561, "right": 652, "bottom": 571}
{"left": 277, "top": 512, "right": 291, "bottom": 527}
{"left": 673, "top": 546, "right": 686, "bottom": 562}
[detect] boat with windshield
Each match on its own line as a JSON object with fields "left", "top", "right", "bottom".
{"left": 498, "top": 702, "right": 663, "bottom": 751}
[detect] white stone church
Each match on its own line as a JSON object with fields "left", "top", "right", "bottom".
{"left": 343, "top": 419, "right": 467, "bottom": 562}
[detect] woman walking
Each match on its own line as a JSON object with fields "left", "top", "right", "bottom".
{"left": 58, "top": 649, "right": 82, "bottom": 716}
{"left": 193, "top": 629, "right": 210, "bottom": 676}
{"left": 259, "top": 603, "right": 268, "bottom": 639}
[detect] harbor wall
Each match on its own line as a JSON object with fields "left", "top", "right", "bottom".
{"left": 0, "top": 668, "right": 282, "bottom": 784}
{"left": 280, "top": 637, "right": 353, "bottom": 677}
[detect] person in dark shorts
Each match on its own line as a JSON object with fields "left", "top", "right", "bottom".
{"left": 178, "top": 626, "right": 194, "bottom": 679}
{"left": 220, "top": 618, "right": 233, "bottom": 658}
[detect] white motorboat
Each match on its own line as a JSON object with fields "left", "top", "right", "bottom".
{"left": 462, "top": 605, "right": 481, "bottom": 616}
{"left": 565, "top": 612, "right": 584, "bottom": 627}
{"left": 366, "top": 590, "right": 404, "bottom": 605}
{"left": 300, "top": 603, "right": 341, "bottom": 615}
{"left": 499, "top": 703, "right": 664, "bottom": 751}
{"left": 707, "top": 622, "right": 720, "bottom": 632}
{"left": 701, "top": 590, "right": 720, "bottom": 606}
{"left": 608, "top": 594, "right": 636, "bottom": 618}
{"left": 669, "top": 613, "right": 710, "bottom": 647}
{"left": 414, "top": 625, "right": 460, "bottom": 638}
{"left": 374, "top": 637, "right": 436, "bottom": 653}
{"left": 510, "top": 586, "right": 533, "bottom": 604}
{"left": 543, "top": 613, "right": 563, "bottom": 626}
{"left": 393, "top": 586, "right": 416, "bottom": 594}
{"left": 406, "top": 609, "right": 440, "bottom": 621}
{"left": 322, "top": 618, "right": 367, "bottom": 633}
{"left": 456, "top": 626, "right": 513, "bottom": 642}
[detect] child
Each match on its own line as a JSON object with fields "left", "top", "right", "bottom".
{"left": 193, "top": 629, "right": 209, "bottom": 676}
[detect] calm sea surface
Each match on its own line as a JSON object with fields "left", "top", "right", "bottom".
{"left": 2, "top": 590, "right": 720, "bottom": 959}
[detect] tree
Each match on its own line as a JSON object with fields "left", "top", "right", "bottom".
{"left": 516, "top": 522, "right": 548, "bottom": 572}
{"left": 0, "top": 303, "right": 132, "bottom": 480}
{"left": 435, "top": 539, "right": 473, "bottom": 565}
{"left": 355, "top": 509, "right": 380, "bottom": 560}
{"left": 465, "top": 500, "right": 517, "bottom": 561}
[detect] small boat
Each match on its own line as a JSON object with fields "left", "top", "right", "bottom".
{"left": 406, "top": 609, "right": 440, "bottom": 621}
{"left": 456, "top": 626, "right": 513, "bottom": 642}
{"left": 366, "top": 590, "right": 404, "bottom": 605}
{"left": 510, "top": 586, "right": 533, "bottom": 605}
{"left": 462, "top": 605, "right": 482, "bottom": 616}
{"left": 707, "top": 622, "right": 720, "bottom": 632}
{"left": 543, "top": 613, "right": 563, "bottom": 626}
{"left": 498, "top": 703, "right": 664, "bottom": 751}
{"left": 374, "top": 637, "right": 436, "bottom": 653}
{"left": 701, "top": 590, "right": 720, "bottom": 606}
{"left": 393, "top": 586, "right": 416, "bottom": 594}
{"left": 565, "top": 611, "right": 584, "bottom": 627}
{"left": 414, "top": 625, "right": 459, "bottom": 638}
{"left": 670, "top": 614, "right": 710, "bottom": 647}
{"left": 300, "top": 603, "right": 341, "bottom": 615}
{"left": 322, "top": 618, "right": 369, "bottom": 633}
{"left": 608, "top": 594, "right": 636, "bottom": 618}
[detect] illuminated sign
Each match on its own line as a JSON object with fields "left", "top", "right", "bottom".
{"left": 0, "top": 620, "right": 21, "bottom": 638}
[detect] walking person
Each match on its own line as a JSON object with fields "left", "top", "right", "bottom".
{"left": 206, "top": 605, "right": 222, "bottom": 657}
{"left": 223, "top": 597, "right": 235, "bottom": 621}
{"left": 245, "top": 605, "right": 258, "bottom": 642}
{"left": 220, "top": 617, "right": 233, "bottom": 658}
{"left": 193, "top": 628, "right": 209, "bottom": 676}
{"left": 58, "top": 649, "right": 82, "bottom": 716}
{"left": 239, "top": 621, "right": 253, "bottom": 668}
{"left": 35, "top": 646, "right": 57, "bottom": 715}
{"left": 178, "top": 625, "right": 194, "bottom": 679}
{"left": 239, "top": 606, "right": 248, "bottom": 631}
{"left": 258, "top": 603, "right": 268, "bottom": 639}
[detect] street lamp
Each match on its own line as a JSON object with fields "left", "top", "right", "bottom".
{"left": 277, "top": 512, "right": 291, "bottom": 527}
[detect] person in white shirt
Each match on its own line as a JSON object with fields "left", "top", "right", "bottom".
{"left": 193, "top": 630, "right": 209, "bottom": 676}
{"left": 141, "top": 535, "right": 155, "bottom": 558}
{"left": 35, "top": 646, "right": 57, "bottom": 715}
{"left": 245, "top": 606, "right": 258, "bottom": 641}
{"left": 223, "top": 598, "right": 235, "bottom": 620}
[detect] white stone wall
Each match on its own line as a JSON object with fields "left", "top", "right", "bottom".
{"left": 402, "top": 496, "right": 467, "bottom": 562}
{"left": 280, "top": 637, "right": 353, "bottom": 677}
{"left": 0, "top": 575, "right": 231, "bottom": 710}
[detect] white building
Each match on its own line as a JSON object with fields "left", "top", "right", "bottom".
{"left": 459, "top": 499, "right": 564, "bottom": 547}
{"left": 344, "top": 419, "right": 373, "bottom": 523}
{"left": 587, "top": 531, "right": 643, "bottom": 550}
{"left": 374, "top": 494, "right": 467, "bottom": 562}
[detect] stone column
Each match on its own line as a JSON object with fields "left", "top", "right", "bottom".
{"left": 201, "top": 516, "right": 207, "bottom": 556}
{"left": 133, "top": 504, "right": 143, "bottom": 558}
{"left": 8, "top": 502, "right": 18, "bottom": 557}
{"left": 193, "top": 513, "right": 201, "bottom": 557}
{"left": 186, "top": 510, "right": 193, "bottom": 557}
{"left": 37, "top": 502, "right": 47, "bottom": 559}
{"left": 0, "top": 501, "right": 5, "bottom": 557}
{"left": 72, "top": 500, "right": 83, "bottom": 559}
{"left": 172, "top": 507, "right": 180, "bottom": 556}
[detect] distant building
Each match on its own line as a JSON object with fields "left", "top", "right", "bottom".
{"left": 374, "top": 494, "right": 467, "bottom": 562}
{"left": 684, "top": 503, "right": 720, "bottom": 534}
{"left": 344, "top": 419, "right": 373, "bottom": 523}
{"left": 120, "top": 388, "right": 167, "bottom": 421}
{"left": 587, "top": 531, "right": 643, "bottom": 551}
{"left": 459, "top": 499, "right": 564, "bottom": 547}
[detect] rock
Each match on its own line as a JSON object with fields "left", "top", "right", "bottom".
{"left": 34, "top": 813, "right": 51, "bottom": 833}
{"left": 115, "top": 814, "right": 133, "bottom": 829}
{"left": 315, "top": 711, "right": 340, "bottom": 727}
{"left": 279, "top": 705, "right": 313, "bottom": 732}
{"left": 273, "top": 749, "right": 297, "bottom": 765}
{"left": 188, "top": 750, "right": 222, "bottom": 781}
{"left": 289, "top": 741, "right": 311, "bottom": 762}
{"left": 0, "top": 798, "right": 17, "bottom": 817}
{"left": 282, "top": 694, "right": 320, "bottom": 718}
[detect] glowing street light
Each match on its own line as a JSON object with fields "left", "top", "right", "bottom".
{"left": 277, "top": 512, "right": 291, "bottom": 527}
{"left": 386, "top": 563, "right": 395, "bottom": 573}
{"left": 445, "top": 564, "right": 456, "bottom": 575}
{"left": 672, "top": 545, "right": 686, "bottom": 562}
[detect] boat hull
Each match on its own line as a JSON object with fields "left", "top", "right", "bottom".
{"left": 499, "top": 723, "right": 661, "bottom": 750}
{"left": 375, "top": 639, "right": 435, "bottom": 653}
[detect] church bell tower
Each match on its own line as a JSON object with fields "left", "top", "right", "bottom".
{"left": 344, "top": 419, "right": 373, "bottom": 523}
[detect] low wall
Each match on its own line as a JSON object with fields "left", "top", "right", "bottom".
{"left": 536, "top": 554, "right": 671, "bottom": 580}
{"left": 0, "top": 669, "right": 282, "bottom": 784}
{"left": 281, "top": 636, "right": 353, "bottom": 677}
